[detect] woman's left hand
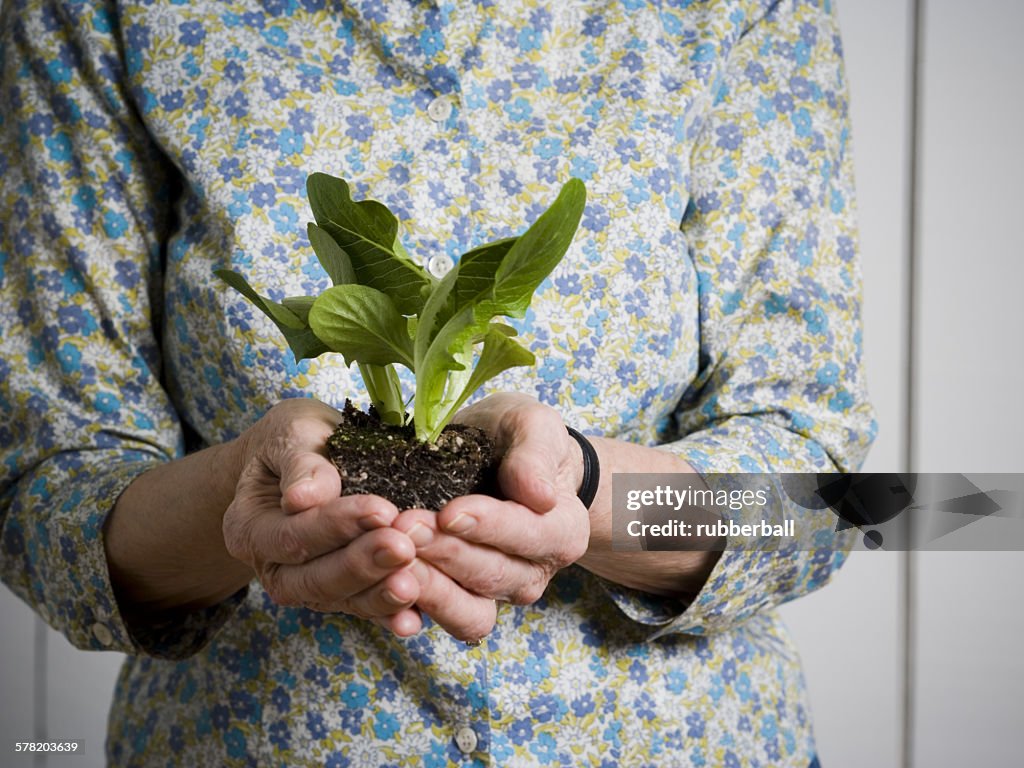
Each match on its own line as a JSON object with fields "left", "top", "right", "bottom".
{"left": 387, "top": 393, "right": 592, "bottom": 640}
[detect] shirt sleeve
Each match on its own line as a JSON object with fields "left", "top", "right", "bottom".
{"left": 0, "top": 0, "right": 242, "bottom": 658}
{"left": 602, "top": 0, "right": 877, "bottom": 636}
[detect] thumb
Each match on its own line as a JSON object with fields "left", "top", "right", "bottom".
{"left": 248, "top": 399, "right": 343, "bottom": 513}
{"left": 278, "top": 449, "right": 341, "bottom": 514}
{"left": 497, "top": 415, "right": 568, "bottom": 513}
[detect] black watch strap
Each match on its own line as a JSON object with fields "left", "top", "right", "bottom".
{"left": 565, "top": 426, "right": 600, "bottom": 509}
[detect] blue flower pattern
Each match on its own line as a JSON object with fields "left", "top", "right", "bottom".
{"left": 0, "top": 0, "right": 875, "bottom": 765}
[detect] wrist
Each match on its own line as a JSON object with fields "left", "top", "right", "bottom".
{"left": 215, "top": 435, "right": 252, "bottom": 508}
{"left": 229, "top": 425, "right": 257, "bottom": 483}
{"left": 230, "top": 407, "right": 279, "bottom": 488}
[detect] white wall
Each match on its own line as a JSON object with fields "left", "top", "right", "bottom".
{"left": 909, "top": 1, "right": 1024, "bottom": 764}
{"left": 2, "top": 1, "right": 1022, "bottom": 766}
{"left": 0, "top": 588, "right": 38, "bottom": 758}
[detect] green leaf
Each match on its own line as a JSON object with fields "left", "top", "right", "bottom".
{"left": 425, "top": 325, "right": 535, "bottom": 442}
{"left": 306, "top": 227, "right": 408, "bottom": 418}
{"left": 308, "top": 222, "right": 356, "bottom": 285}
{"left": 215, "top": 269, "right": 329, "bottom": 361}
{"left": 306, "top": 173, "right": 434, "bottom": 314}
{"left": 448, "top": 237, "right": 518, "bottom": 312}
{"left": 217, "top": 269, "right": 304, "bottom": 329}
{"left": 411, "top": 283, "right": 473, "bottom": 439}
{"left": 416, "top": 179, "right": 585, "bottom": 364}
{"left": 412, "top": 179, "right": 586, "bottom": 439}
{"left": 281, "top": 295, "right": 315, "bottom": 321}
{"left": 470, "top": 321, "right": 518, "bottom": 344}
{"left": 492, "top": 177, "right": 587, "bottom": 314}
{"left": 308, "top": 284, "right": 415, "bottom": 369}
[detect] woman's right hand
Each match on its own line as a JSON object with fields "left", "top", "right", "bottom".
{"left": 222, "top": 398, "right": 425, "bottom": 634}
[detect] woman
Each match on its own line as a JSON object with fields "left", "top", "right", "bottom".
{"left": 0, "top": 0, "right": 874, "bottom": 765}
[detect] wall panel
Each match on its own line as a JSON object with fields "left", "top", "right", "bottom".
{"left": 43, "top": 635, "right": 123, "bottom": 768}
{"left": 0, "top": 589, "right": 38, "bottom": 766}
{"left": 911, "top": 0, "right": 1024, "bottom": 764}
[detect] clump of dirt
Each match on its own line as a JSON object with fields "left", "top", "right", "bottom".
{"left": 326, "top": 400, "right": 498, "bottom": 511}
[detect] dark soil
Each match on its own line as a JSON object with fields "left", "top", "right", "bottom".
{"left": 326, "top": 400, "right": 499, "bottom": 511}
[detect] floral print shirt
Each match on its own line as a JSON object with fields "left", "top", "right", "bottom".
{"left": 0, "top": 0, "right": 875, "bottom": 765}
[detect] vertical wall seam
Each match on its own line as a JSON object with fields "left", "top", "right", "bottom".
{"left": 905, "top": 0, "right": 922, "bottom": 469}
{"left": 902, "top": 1, "right": 925, "bottom": 767}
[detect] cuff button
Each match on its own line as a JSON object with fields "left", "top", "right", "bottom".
{"left": 91, "top": 622, "right": 114, "bottom": 647}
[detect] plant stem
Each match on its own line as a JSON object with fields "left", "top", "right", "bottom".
{"left": 359, "top": 363, "right": 404, "bottom": 426}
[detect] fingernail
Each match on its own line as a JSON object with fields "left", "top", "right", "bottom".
{"left": 382, "top": 589, "right": 404, "bottom": 606}
{"left": 445, "top": 513, "right": 476, "bottom": 534}
{"left": 373, "top": 547, "right": 408, "bottom": 568}
{"left": 406, "top": 521, "right": 434, "bottom": 548}
{"left": 410, "top": 559, "right": 430, "bottom": 585}
{"left": 284, "top": 479, "right": 309, "bottom": 498}
{"left": 358, "top": 513, "right": 387, "bottom": 530}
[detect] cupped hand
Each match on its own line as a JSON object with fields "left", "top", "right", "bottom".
{"left": 391, "top": 393, "right": 592, "bottom": 640}
{"left": 222, "top": 398, "right": 425, "bottom": 635}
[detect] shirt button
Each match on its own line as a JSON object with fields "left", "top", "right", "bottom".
{"left": 427, "top": 254, "right": 453, "bottom": 278}
{"left": 453, "top": 724, "right": 478, "bottom": 754}
{"left": 427, "top": 95, "right": 454, "bottom": 123}
{"left": 91, "top": 622, "right": 114, "bottom": 647}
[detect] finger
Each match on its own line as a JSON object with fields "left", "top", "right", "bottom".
{"left": 374, "top": 607, "right": 424, "bottom": 637}
{"left": 343, "top": 564, "right": 422, "bottom": 618}
{"left": 261, "top": 527, "right": 415, "bottom": 609}
{"left": 438, "top": 494, "right": 588, "bottom": 568}
{"left": 397, "top": 508, "right": 549, "bottom": 604}
{"left": 409, "top": 559, "right": 498, "bottom": 643}
{"left": 391, "top": 507, "right": 440, "bottom": 546}
{"left": 247, "top": 494, "right": 398, "bottom": 565}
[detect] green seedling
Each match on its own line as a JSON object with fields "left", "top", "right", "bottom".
{"left": 217, "top": 174, "right": 586, "bottom": 443}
